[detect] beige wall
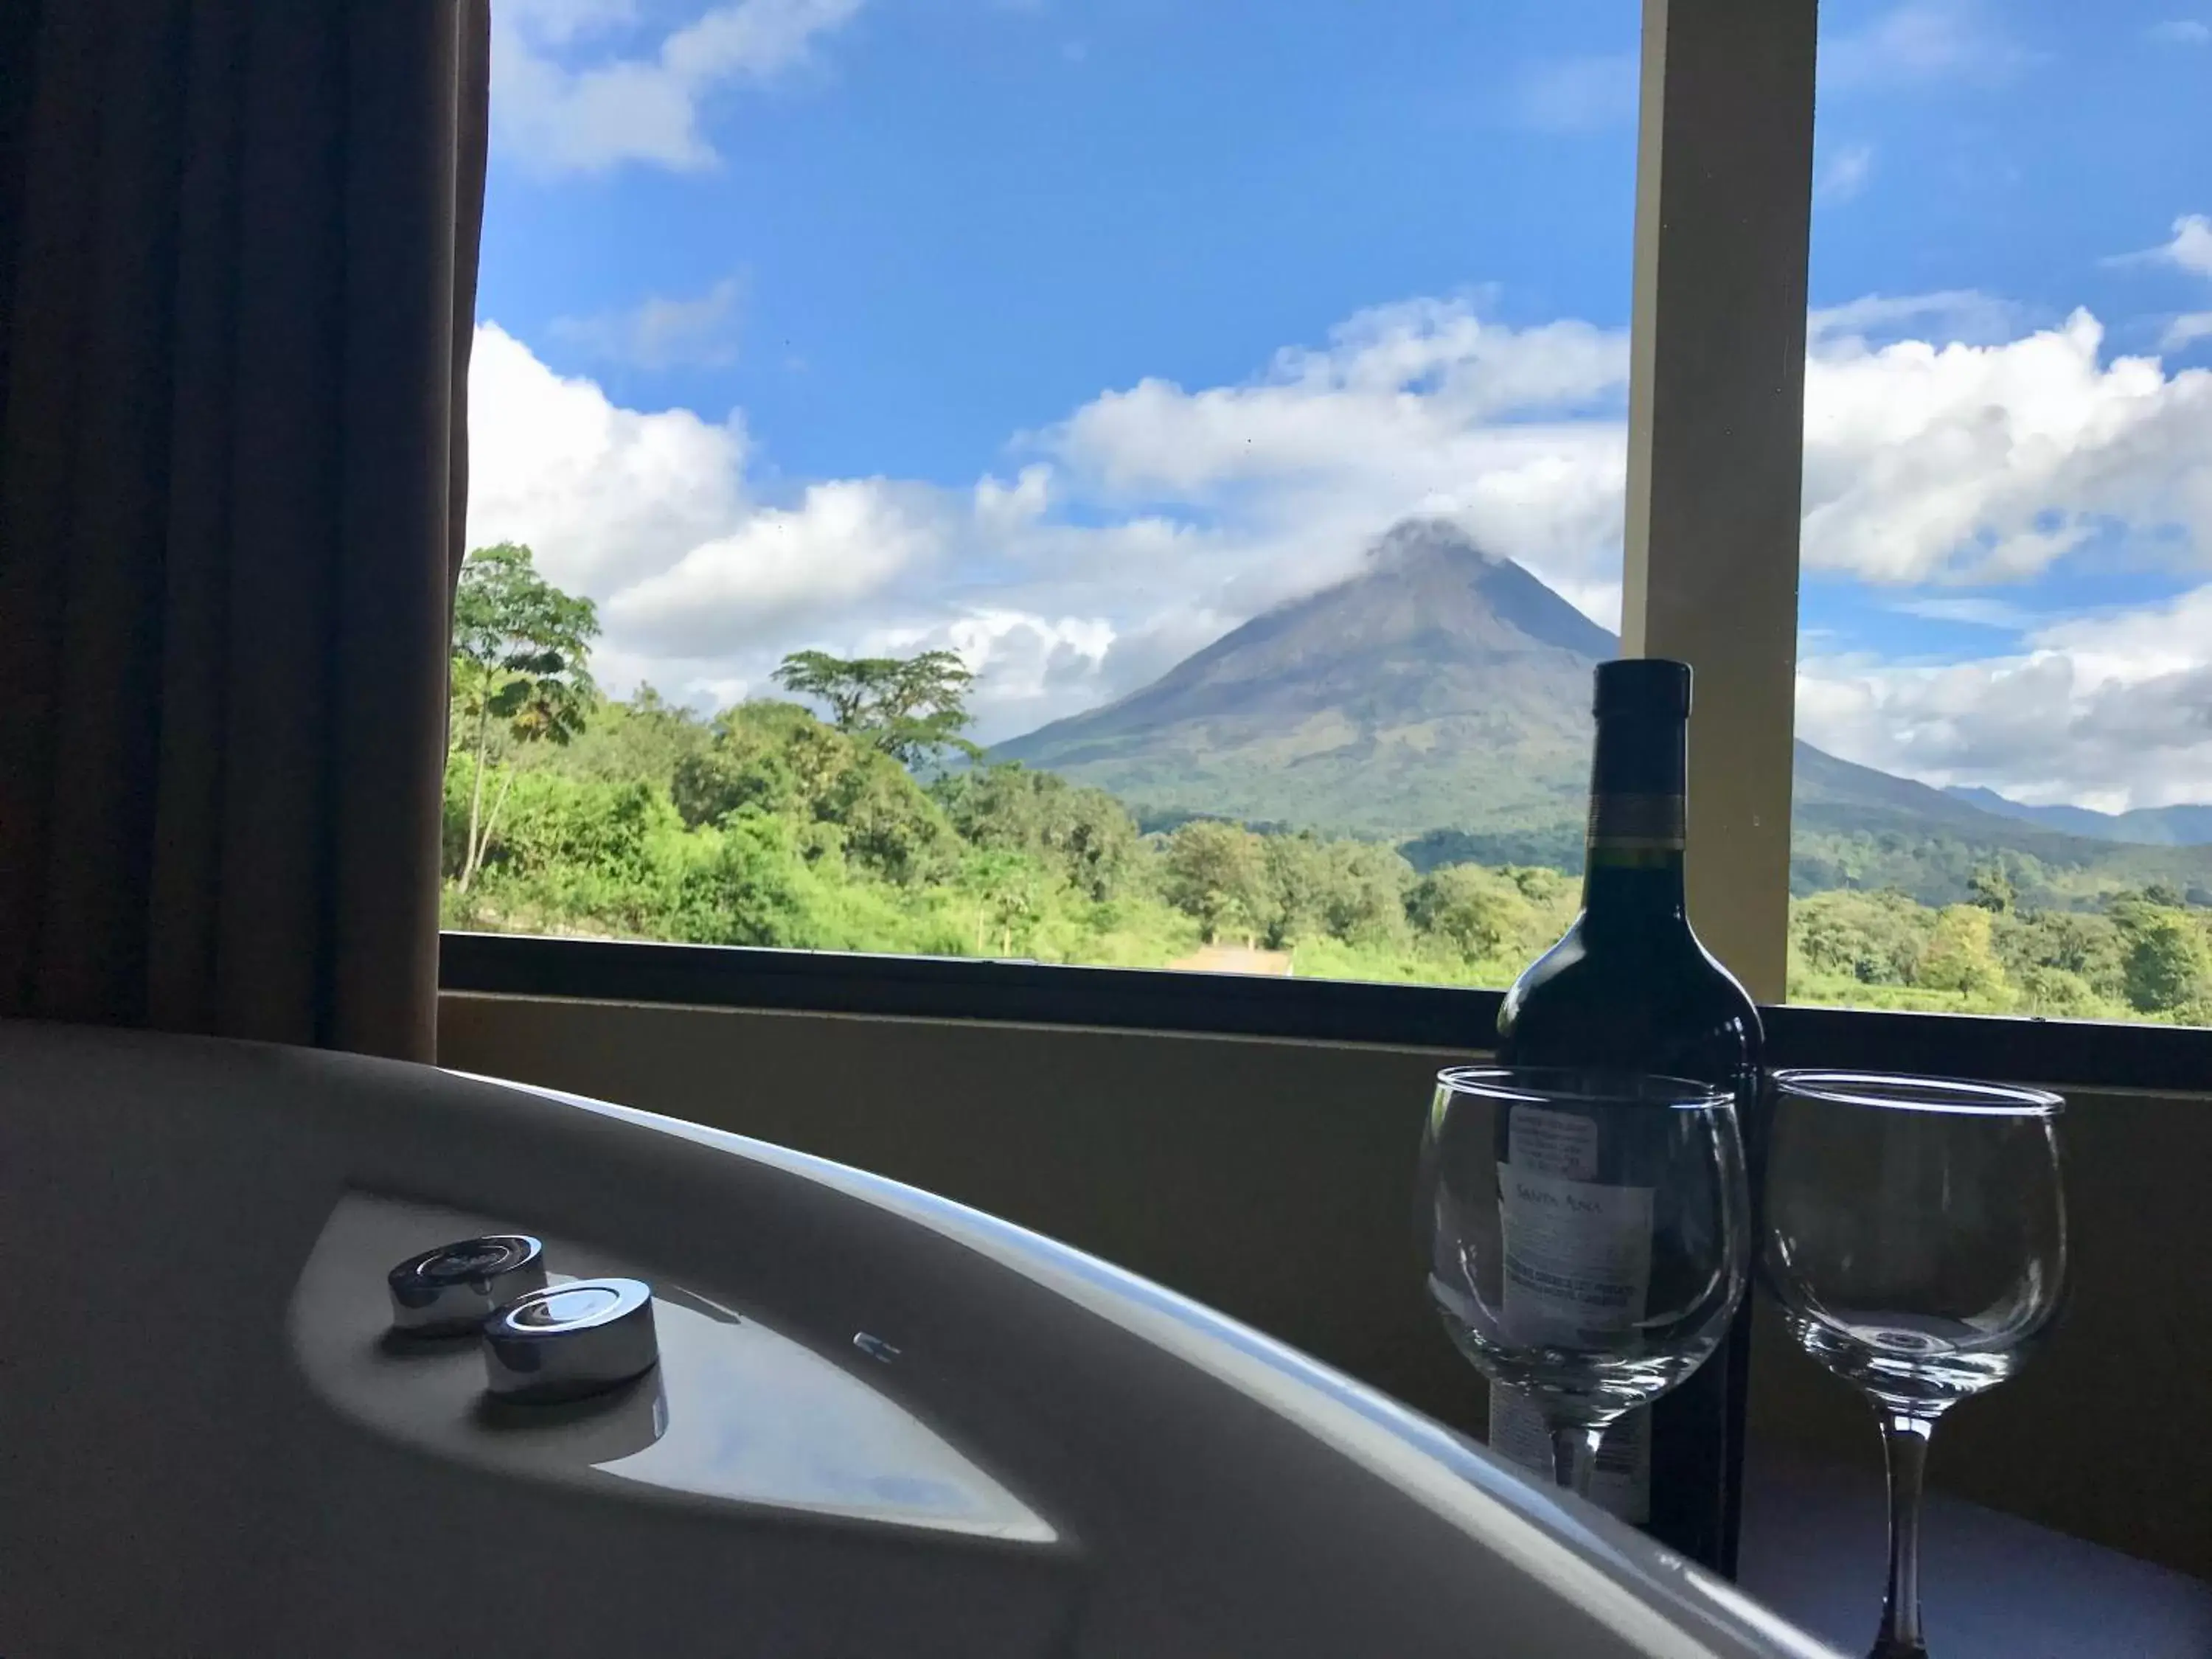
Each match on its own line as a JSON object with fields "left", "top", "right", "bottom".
{"left": 439, "top": 992, "right": 2211, "bottom": 1577}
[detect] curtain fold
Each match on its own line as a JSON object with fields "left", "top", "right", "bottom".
{"left": 0, "top": 0, "right": 490, "bottom": 1061}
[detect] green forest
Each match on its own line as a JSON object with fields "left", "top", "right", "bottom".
{"left": 444, "top": 546, "right": 2212, "bottom": 1024}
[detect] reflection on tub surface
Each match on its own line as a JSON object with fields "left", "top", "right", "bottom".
{"left": 290, "top": 1192, "right": 1057, "bottom": 1545}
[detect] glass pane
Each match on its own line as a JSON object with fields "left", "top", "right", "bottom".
{"left": 1790, "top": 0, "right": 2212, "bottom": 1024}
{"left": 459, "top": 1, "right": 1638, "bottom": 987}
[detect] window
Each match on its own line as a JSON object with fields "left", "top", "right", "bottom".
{"left": 453, "top": 1, "right": 1644, "bottom": 992}
{"left": 1786, "top": 0, "right": 2212, "bottom": 1027}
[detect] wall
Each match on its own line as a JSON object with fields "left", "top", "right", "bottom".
{"left": 439, "top": 992, "right": 2210, "bottom": 1577}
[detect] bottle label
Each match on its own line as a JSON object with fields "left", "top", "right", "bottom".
{"left": 1585, "top": 792, "right": 1686, "bottom": 852}
{"left": 1493, "top": 1102, "right": 1655, "bottom": 1523}
{"left": 1498, "top": 1107, "right": 1655, "bottom": 1347}
{"left": 1489, "top": 1390, "right": 1653, "bottom": 1525}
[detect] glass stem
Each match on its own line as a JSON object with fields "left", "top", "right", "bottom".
{"left": 1871, "top": 1410, "right": 1934, "bottom": 1659}
{"left": 1548, "top": 1419, "right": 1604, "bottom": 1498}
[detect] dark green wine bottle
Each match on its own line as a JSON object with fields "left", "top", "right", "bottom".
{"left": 1492, "top": 656, "right": 1762, "bottom": 1577}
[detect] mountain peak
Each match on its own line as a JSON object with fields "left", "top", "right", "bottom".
{"left": 993, "top": 516, "right": 1617, "bottom": 833}
{"left": 1363, "top": 515, "right": 1506, "bottom": 573}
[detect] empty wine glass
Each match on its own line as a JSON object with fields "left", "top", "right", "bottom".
{"left": 1416, "top": 1066, "right": 1749, "bottom": 1500}
{"left": 1764, "top": 1071, "right": 2067, "bottom": 1659}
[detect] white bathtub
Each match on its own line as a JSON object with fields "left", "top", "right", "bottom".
{"left": 0, "top": 1019, "right": 1834, "bottom": 1658}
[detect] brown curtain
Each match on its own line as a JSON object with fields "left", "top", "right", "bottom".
{"left": 0, "top": 1, "right": 490, "bottom": 1062}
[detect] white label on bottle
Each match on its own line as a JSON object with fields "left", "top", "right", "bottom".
{"left": 1489, "top": 1391, "right": 1652, "bottom": 1526}
{"left": 1492, "top": 1103, "right": 1655, "bottom": 1523}
{"left": 1498, "top": 1109, "right": 1654, "bottom": 1349}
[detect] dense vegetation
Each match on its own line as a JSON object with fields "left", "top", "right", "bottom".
{"left": 444, "top": 548, "right": 2212, "bottom": 1023}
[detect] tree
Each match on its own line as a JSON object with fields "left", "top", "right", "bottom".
{"left": 935, "top": 762, "right": 1141, "bottom": 902}
{"left": 959, "top": 850, "right": 1046, "bottom": 956}
{"left": 2015, "top": 964, "right": 2104, "bottom": 1018}
{"left": 1792, "top": 888, "right": 1933, "bottom": 986}
{"left": 450, "top": 543, "right": 599, "bottom": 891}
{"left": 1967, "top": 867, "right": 2015, "bottom": 914}
{"left": 2123, "top": 912, "right": 2211, "bottom": 1013}
{"left": 1915, "top": 904, "right": 2008, "bottom": 999}
{"left": 672, "top": 700, "right": 956, "bottom": 885}
{"left": 1409, "top": 864, "right": 1517, "bottom": 961}
{"left": 771, "top": 649, "right": 980, "bottom": 769}
{"left": 1162, "top": 820, "right": 1274, "bottom": 945}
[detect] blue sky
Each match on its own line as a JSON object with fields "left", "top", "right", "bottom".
{"left": 469, "top": 0, "right": 2212, "bottom": 810}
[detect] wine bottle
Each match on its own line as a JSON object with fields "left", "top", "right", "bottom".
{"left": 1490, "top": 656, "right": 1762, "bottom": 1578}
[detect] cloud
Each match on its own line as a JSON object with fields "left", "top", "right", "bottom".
{"left": 493, "top": 0, "right": 863, "bottom": 176}
{"left": 471, "top": 284, "right": 2212, "bottom": 767}
{"left": 608, "top": 479, "right": 938, "bottom": 652}
{"left": 1509, "top": 53, "right": 1639, "bottom": 133}
{"left": 2109, "top": 213, "right": 2212, "bottom": 277}
{"left": 1800, "top": 585, "right": 2212, "bottom": 809}
{"left": 2147, "top": 18, "right": 2211, "bottom": 44}
{"left": 550, "top": 277, "right": 744, "bottom": 369}
{"left": 467, "top": 321, "right": 751, "bottom": 596}
{"left": 1801, "top": 309, "right": 2212, "bottom": 583}
{"left": 1807, "top": 288, "right": 2024, "bottom": 345}
{"left": 1048, "top": 300, "right": 1627, "bottom": 488}
{"left": 2165, "top": 313, "right": 2212, "bottom": 352}
{"left": 2158, "top": 214, "right": 2212, "bottom": 278}
{"left": 2107, "top": 215, "right": 2212, "bottom": 353}
{"left": 1821, "top": 0, "right": 2029, "bottom": 89}
{"left": 1886, "top": 595, "right": 2037, "bottom": 629}
{"left": 1815, "top": 143, "right": 1876, "bottom": 204}
{"left": 1040, "top": 297, "right": 1633, "bottom": 623}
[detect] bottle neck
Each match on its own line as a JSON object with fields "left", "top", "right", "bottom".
{"left": 1581, "top": 708, "right": 1688, "bottom": 928}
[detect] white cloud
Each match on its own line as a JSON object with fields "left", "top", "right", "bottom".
{"left": 2165, "top": 313, "right": 2212, "bottom": 352}
{"left": 493, "top": 0, "right": 863, "bottom": 176}
{"left": 972, "top": 465, "right": 1052, "bottom": 532}
{"left": 1509, "top": 53, "right": 1638, "bottom": 133}
{"left": 467, "top": 321, "right": 751, "bottom": 596}
{"left": 2109, "top": 213, "right": 2212, "bottom": 278}
{"left": 1815, "top": 143, "right": 1876, "bottom": 204}
{"left": 2160, "top": 214, "right": 2212, "bottom": 279}
{"left": 471, "top": 282, "right": 2212, "bottom": 773}
{"left": 1801, "top": 309, "right": 2212, "bottom": 583}
{"left": 1039, "top": 297, "right": 1633, "bottom": 627}
{"left": 1821, "top": 0, "right": 2029, "bottom": 90}
{"left": 1800, "top": 585, "right": 2212, "bottom": 809}
{"left": 2147, "top": 18, "right": 2211, "bottom": 44}
{"left": 1807, "top": 289, "right": 2023, "bottom": 345}
{"left": 609, "top": 479, "right": 937, "bottom": 652}
{"left": 2107, "top": 215, "right": 2212, "bottom": 355}
{"left": 550, "top": 277, "right": 743, "bottom": 369}
{"left": 1886, "top": 595, "right": 2036, "bottom": 629}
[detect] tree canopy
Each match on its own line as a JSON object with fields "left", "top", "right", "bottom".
{"left": 434, "top": 628, "right": 2212, "bottom": 1025}
{"left": 771, "top": 648, "right": 979, "bottom": 769}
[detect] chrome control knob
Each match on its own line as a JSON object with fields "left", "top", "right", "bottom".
{"left": 388, "top": 1234, "right": 547, "bottom": 1336}
{"left": 481, "top": 1278, "right": 658, "bottom": 1404}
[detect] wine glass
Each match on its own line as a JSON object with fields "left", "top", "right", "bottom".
{"left": 1416, "top": 1066, "right": 1750, "bottom": 1500}
{"left": 1763, "top": 1071, "right": 2067, "bottom": 1659}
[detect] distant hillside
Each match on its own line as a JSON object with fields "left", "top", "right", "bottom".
{"left": 1943, "top": 785, "right": 2212, "bottom": 847}
{"left": 996, "top": 518, "right": 2212, "bottom": 908}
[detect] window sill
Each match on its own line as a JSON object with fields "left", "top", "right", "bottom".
{"left": 439, "top": 932, "right": 2212, "bottom": 1094}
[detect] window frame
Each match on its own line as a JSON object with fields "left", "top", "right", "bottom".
{"left": 441, "top": 0, "right": 2212, "bottom": 1098}
{"left": 441, "top": 932, "right": 2212, "bottom": 1096}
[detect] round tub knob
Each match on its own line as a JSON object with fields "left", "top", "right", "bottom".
{"left": 481, "top": 1278, "right": 658, "bottom": 1404}
{"left": 388, "top": 1234, "right": 547, "bottom": 1336}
